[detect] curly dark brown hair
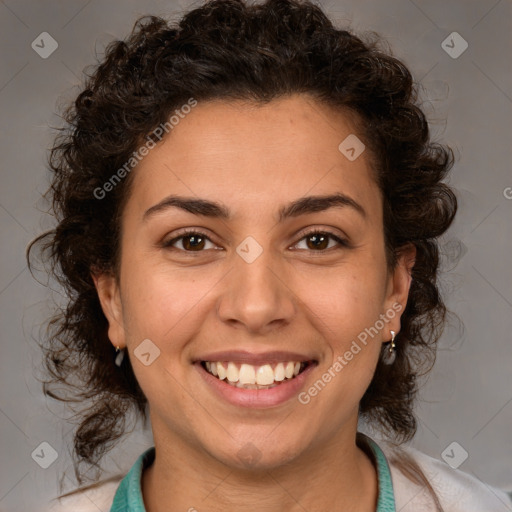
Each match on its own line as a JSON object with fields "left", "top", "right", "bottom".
{"left": 28, "top": 0, "right": 456, "bottom": 504}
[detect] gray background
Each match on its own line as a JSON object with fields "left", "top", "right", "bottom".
{"left": 1, "top": 0, "right": 511, "bottom": 511}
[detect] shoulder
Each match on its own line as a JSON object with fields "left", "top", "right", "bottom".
{"left": 47, "top": 446, "right": 155, "bottom": 511}
{"left": 377, "top": 439, "right": 512, "bottom": 512}
{"left": 46, "top": 476, "right": 123, "bottom": 512}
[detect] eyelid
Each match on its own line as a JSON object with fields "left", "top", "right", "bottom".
{"left": 290, "top": 227, "right": 350, "bottom": 251}
{"left": 161, "top": 227, "right": 219, "bottom": 249}
{"left": 162, "top": 226, "right": 350, "bottom": 252}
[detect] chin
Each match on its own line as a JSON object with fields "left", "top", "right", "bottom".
{"left": 208, "top": 436, "right": 306, "bottom": 472}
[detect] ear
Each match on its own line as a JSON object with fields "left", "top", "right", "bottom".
{"left": 383, "top": 243, "right": 416, "bottom": 338}
{"left": 91, "top": 270, "right": 126, "bottom": 349}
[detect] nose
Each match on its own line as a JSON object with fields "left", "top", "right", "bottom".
{"left": 216, "top": 246, "right": 296, "bottom": 335}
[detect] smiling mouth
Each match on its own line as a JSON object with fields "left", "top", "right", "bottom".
{"left": 200, "top": 360, "right": 314, "bottom": 389}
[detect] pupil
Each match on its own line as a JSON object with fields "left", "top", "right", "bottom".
{"left": 186, "top": 235, "right": 203, "bottom": 250}
{"left": 309, "top": 234, "right": 327, "bottom": 250}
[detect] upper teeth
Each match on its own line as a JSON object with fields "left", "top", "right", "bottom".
{"left": 205, "top": 361, "right": 303, "bottom": 386}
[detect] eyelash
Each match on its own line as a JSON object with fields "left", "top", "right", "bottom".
{"left": 162, "top": 228, "right": 349, "bottom": 253}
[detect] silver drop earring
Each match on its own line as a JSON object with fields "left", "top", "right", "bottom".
{"left": 382, "top": 330, "right": 396, "bottom": 365}
{"left": 115, "top": 346, "right": 126, "bottom": 367}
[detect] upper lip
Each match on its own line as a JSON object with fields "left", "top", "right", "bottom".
{"left": 195, "top": 350, "right": 318, "bottom": 365}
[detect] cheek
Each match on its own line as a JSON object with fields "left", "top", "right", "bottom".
{"left": 301, "top": 270, "right": 385, "bottom": 412}
{"left": 311, "top": 267, "right": 387, "bottom": 342}
{"left": 119, "top": 262, "right": 207, "bottom": 350}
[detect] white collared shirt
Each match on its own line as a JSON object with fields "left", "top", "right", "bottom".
{"left": 48, "top": 437, "right": 512, "bottom": 512}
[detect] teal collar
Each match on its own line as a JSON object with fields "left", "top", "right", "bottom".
{"left": 110, "top": 447, "right": 154, "bottom": 512}
{"left": 110, "top": 434, "right": 395, "bottom": 511}
{"left": 357, "top": 432, "right": 397, "bottom": 512}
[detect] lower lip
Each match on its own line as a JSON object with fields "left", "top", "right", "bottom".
{"left": 195, "top": 362, "right": 317, "bottom": 408}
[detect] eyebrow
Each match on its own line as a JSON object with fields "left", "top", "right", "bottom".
{"left": 143, "top": 192, "right": 366, "bottom": 222}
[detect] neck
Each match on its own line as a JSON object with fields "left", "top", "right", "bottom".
{"left": 142, "top": 422, "right": 378, "bottom": 512}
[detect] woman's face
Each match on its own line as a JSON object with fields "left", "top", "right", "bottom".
{"left": 95, "top": 94, "right": 413, "bottom": 470}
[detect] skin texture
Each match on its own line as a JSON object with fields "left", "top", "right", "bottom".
{"left": 93, "top": 94, "right": 415, "bottom": 512}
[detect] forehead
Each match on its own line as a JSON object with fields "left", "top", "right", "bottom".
{"left": 124, "top": 94, "right": 381, "bottom": 221}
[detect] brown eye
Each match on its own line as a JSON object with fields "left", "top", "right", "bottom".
{"left": 305, "top": 233, "right": 330, "bottom": 250}
{"left": 181, "top": 234, "right": 206, "bottom": 251}
{"left": 163, "top": 229, "right": 348, "bottom": 254}
{"left": 163, "top": 230, "right": 215, "bottom": 252}
{"left": 293, "top": 230, "right": 348, "bottom": 252}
